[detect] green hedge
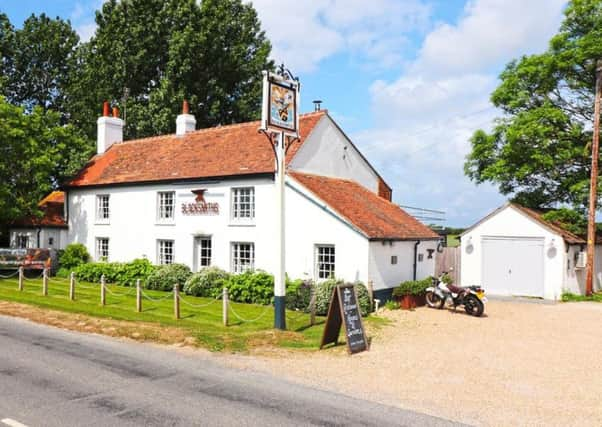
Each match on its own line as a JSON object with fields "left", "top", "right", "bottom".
{"left": 314, "top": 278, "right": 371, "bottom": 317}
{"left": 184, "top": 267, "right": 230, "bottom": 298}
{"left": 73, "top": 258, "right": 156, "bottom": 285}
{"left": 392, "top": 277, "right": 433, "bottom": 297}
{"left": 145, "top": 263, "right": 192, "bottom": 291}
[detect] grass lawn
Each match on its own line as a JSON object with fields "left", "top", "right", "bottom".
{"left": 0, "top": 276, "right": 385, "bottom": 352}
{"left": 446, "top": 234, "right": 460, "bottom": 247}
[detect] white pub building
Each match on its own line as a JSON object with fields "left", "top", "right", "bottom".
{"left": 58, "top": 102, "right": 439, "bottom": 300}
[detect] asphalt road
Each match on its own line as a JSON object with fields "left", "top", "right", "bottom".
{"left": 0, "top": 315, "right": 464, "bottom": 427}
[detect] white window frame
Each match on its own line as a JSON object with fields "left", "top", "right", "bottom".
{"left": 199, "top": 236, "right": 212, "bottom": 268}
{"left": 315, "top": 244, "right": 335, "bottom": 280}
{"left": 231, "top": 242, "right": 255, "bottom": 273}
{"left": 16, "top": 234, "right": 29, "bottom": 249}
{"left": 96, "top": 194, "right": 110, "bottom": 223}
{"left": 231, "top": 187, "right": 255, "bottom": 222}
{"left": 96, "top": 237, "right": 109, "bottom": 261}
{"left": 157, "top": 239, "right": 175, "bottom": 265}
{"left": 157, "top": 191, "right": 176, "bottom": 222}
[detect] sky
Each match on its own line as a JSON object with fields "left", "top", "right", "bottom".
{"left": 1, "top": 0, "right": 569, "bottom": 226}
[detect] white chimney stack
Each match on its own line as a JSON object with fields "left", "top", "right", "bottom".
{"left": 97, "top": 101, "right": 124, "bottom": 154}
{"left": 176, "top": 100, "right": 196, "bottom": 136}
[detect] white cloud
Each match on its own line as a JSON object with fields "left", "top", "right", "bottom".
{"left": 252, "top": 0, "right": 431, "bottom": 72}
{"left": 353, "top": 0, "right": 568, "bottom": 225}
{"left": 75, "top": 22, "right": 96, "bottom": 42}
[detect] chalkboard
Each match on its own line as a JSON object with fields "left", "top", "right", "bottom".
{"left": 320, "top": 284, "right": 368, "bottom": 354}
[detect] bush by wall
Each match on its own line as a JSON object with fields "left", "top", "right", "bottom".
{"left": 145, "top": 263, "right": 192, "bottom": 291}
{"left": 285, "top": 278, "right": 313, "bottom": 311}
{"left": 58, "top": 243, "right": 90, "bottom": 271}
{"left": 392, "top": 277, "right": 432, "bottom": 297}
{"left": 184, "top": 267, "right": 230, "bottom": 297}
{"left": 73, "top": 258, "right": 156, "bottom": 285}
{"left": 314, "top": 278, "right": 371, "bottom": 317}
{"left": 225, "top": 270, "right": 274, "bottom": 305}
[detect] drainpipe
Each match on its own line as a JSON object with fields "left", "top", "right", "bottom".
{"left": 36, "top": 227, "right": 42, "bottom": 248}
{"left": 413, "top": 240, "right": 421, "bottom": 280}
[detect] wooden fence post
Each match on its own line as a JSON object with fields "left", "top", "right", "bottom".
{"left": 136, "top": 279, "right": 142, "bottom": 313}
{"left": 310, "top": 283, "right": 316, "bottom": 326}
{"left": 18, "top": 266, "right": 23, "bottom": 291}
{"left": 174, "top": 283, "right": 180, "bottom": 320}
{"left": 69, "top": 272, "right": 75, "bottom": 301}
{"left": 222, "top": 287, "right": 229, "bottom": 326}
{"left": 42, "top": 268, "right": 48, "bottom": 296}
{"left": 100, "top": 274, "right": 106, "bottom": 306}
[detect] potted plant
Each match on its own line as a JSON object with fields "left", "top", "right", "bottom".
{"left": 392, "top": 277, "right": 432, "bottom": 309}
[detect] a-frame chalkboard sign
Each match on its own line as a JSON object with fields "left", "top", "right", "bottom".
{"left": 319, "top": 284, "right": 368, "bottom": 354}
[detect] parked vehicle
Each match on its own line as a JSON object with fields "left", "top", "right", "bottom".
{"left": 425, "top": 271, "right": 486, "bottom": 317}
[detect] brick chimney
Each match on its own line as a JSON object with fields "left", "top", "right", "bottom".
{"left": 176, "top": 100, "right": 196, "bottom": 136}
{"left": 97, "top": 101, "right": 124, "bottom": 154}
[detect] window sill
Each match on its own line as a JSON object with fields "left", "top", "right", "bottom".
{"left": 94, "top": 221, "right": 110, "bottom": 225}
{"left": 155, "top": 221, "right": 176, "bottom": 226}
{"left": 229, "top": 221, "right": 256, "bottom": 227}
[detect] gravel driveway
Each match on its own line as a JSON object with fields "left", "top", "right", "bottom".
{"left": 221, "top": 300, "right": 602, "bottom": 426}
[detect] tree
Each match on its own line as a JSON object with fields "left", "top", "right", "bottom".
{"left": 0, "top": 13, "right": 14, "bottom": 93}
{"left": 465, "top": 0, "right": 602, "bottom": 211}
{"left": 0, "top": 97, "right": 92, "bottom": 226}
{"left": 4, "top": 14, "right": 79, "bottom": 121}
{"left": 72, "top": 0, "right": 273, "bottom": 140}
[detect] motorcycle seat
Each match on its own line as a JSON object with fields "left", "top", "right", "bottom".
{"left": 446, "top": 283, "right": 464, "bottom": 294}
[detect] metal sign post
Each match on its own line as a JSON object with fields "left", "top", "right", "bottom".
{"left": 259, "top": 65, "right": 300, "bottom": 330}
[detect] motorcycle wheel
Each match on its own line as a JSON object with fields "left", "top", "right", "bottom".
{"left": 425, "top": 291, "right": 445, "bottom": 309}
{"left": 464, "top": 295, "right": 484, "bottom": 317}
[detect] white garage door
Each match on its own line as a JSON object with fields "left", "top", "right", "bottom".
{"left": 481, "top": 236, "right": 544, "bottom": 297}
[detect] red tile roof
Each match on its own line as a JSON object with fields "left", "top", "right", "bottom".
{"left": 12, "top": 192, "right": 67, "bottom": 228}
{"left": 66, "top": 111, "right": 326, "bottom": 187}
{"left": 290, "top": 172, "right": 440, "bottom": 240}
{"left": 38, "top": 191, "right": 65, "bottom": 206}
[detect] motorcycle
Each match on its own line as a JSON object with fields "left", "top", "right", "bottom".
{"left": 425, "top": 271, "right": 486, "bottom": 317}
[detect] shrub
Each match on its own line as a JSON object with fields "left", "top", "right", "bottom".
{"left": 59, "top": 243, "right": 90, "bottom": 270}
{"left": 73, "top": 258, "right": 157, "bottom": 285}
{"left": 314, "top": 279, "right": 371, "bottom": 317}
{"left": 225, "top": 270, "right": 274, "bottom": 305}
{"left": 184, "top": 267, "right": 230, "bottom": 297}
{"left": 286, "top": 278, "right": 313, "bottom": 311}
{"left": 393, "top": 277, "right": 432, "bottom": 297}
{"left": 384, "top": 300, "right": 399, "bottom": 310}
{"left": 145, "top": 263, "right": 192, "bottom": 291}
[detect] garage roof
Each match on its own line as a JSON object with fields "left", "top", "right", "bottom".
{"left": 461, "top": 203, "right": 585, "bottom": 245}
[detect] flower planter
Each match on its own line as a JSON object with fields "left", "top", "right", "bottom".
{"left": 395, "top": 294, "right": 426, "bottom": 310}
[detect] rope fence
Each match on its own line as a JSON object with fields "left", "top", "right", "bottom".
{"left": 0, "top": 269, "right": 319, "bottom": 329}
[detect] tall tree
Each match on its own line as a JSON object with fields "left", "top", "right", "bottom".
{"left": 73, "top": 0, "right": 273, "bottom": 140}
{"left": 4, "top": 14, "right": 79, "bottom": 120}
{"left": 465, "top": 0, "right": 602, "bottom": 211}
{"left": 0, "top": 13, "right": 15, "bottom": 94}
{"left": 0, "top": 97, "right": 92, "bottom": 226}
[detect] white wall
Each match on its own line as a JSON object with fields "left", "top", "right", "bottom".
{"left": 288, "top": 115, "right": 380, "bottom": 193}
{"left": 9, "top": 228, "right": 68, "bottom": 249}
{"left": 460, "top": 205, "right": 563, "bottom": 300}
{"left": 368, "top": 240, "right": 438, "bottom": 290}
{"left": 67, "top": 177, "right": 372, "bottom": 284}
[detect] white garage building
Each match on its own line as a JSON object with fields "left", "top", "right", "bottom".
{"left": 460, "top": 203, "right": 602, "bottom": 300}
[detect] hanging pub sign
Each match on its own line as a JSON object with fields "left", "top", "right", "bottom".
{"left": 320, "top": 284, "right": 369, "bottom": 354}
{"left": 260, "top": 68, "right": 300, "bottom": 138}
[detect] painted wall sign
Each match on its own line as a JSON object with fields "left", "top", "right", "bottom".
{"left": 181, "top": 202, "right": 219, "bottom": 215}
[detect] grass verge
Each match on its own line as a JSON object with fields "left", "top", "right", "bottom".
{"left": 0, "top": 277, "right": 386, "bottom": 353}
{"left": 561, "top": 291, "right": 602, "bottom": 302}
